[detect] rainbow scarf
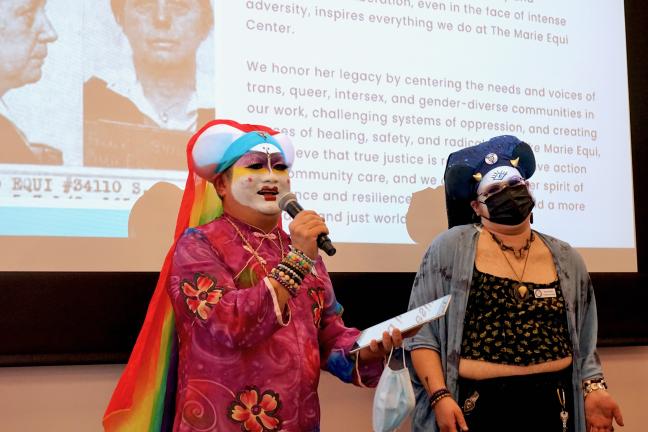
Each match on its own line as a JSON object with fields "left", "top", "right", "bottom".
{"left": 103, "top": 120, "right": 280, "bottom": 432}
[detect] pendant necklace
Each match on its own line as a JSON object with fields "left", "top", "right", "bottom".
{"left": 490, "top": 230, "right": 535, "bottom": 259}
{"left": 489, "top": 231, "right": 535, "bottom": 299}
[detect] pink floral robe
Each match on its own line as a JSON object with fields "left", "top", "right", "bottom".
{"left": 168, "top": 215, "right": 382, "bottom": 432}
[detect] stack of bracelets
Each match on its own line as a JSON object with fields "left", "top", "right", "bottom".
{"left": 268, "top": 247, "right": 314, "bottom": 297}
{"left": 583, "top": 377, "right": 608, "bottom": 398}
{"left": 429, "top": 388, "right": 452, "bottom": 408}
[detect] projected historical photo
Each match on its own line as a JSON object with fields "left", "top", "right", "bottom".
{"left": 83, "top": 0, "right": 215, "bottom": 170}
{"left": 0, "top": 0, "right": 61, "bottom": 165}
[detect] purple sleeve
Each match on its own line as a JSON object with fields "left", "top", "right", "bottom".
{"left": 314, "top": 261, "right": 384, "bottom": 387}
{"left": 168, "top": 228, "right": 287, "bottom": 350}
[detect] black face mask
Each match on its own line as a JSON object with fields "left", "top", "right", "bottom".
{"left": 481, "top": 184, "right": 535, "bottom": 226}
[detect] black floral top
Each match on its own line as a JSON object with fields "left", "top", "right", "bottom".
{"left": 460, "top": 267, "right": 572, "bottom": 365}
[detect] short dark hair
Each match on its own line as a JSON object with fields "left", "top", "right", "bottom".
{"left": 214, "top": 167, "right": 232, "bottom": 200}
{"left": 111, "top": 0, "right": 213, "bottom": 36}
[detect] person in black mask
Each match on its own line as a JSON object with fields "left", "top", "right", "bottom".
{"left": 405, "top": 136, "right": 623, "bottom": 432}
{"left": 473, "top": 167, "right": 534, "bottom": 227}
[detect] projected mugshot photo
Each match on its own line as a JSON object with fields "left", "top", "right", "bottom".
{"left": 83, "top": 0, "right": 215, "bottom": 170}
{"left": 0, "top": 0, "right": 62, "bottom": 165}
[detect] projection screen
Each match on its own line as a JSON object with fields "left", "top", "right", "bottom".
{"left": 0, "top": 0, "right": 635, "bottom": 272}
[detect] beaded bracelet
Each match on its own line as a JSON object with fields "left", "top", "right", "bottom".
{"left": 287, "top": 247, "right": 314, "bottom": 273}
{"left": 430, "top": 392, "right": 452, "bottom": 408}
{"left": 285, "top": 253, "right": 312, "bottom": 276}
{"left": 289, "top": 245, "right": 315, "bottom": 263}
{"left": 429, "top": 388, "right": 451, "bottom": 409}
{"left": 276, "top": 263, "right": 303, "bottom": 285}
{"left": 269, "top": 268, "right": 299, "bottom": 297}
{"left": 280, "top": 260, "right": 307, "bottom": 280}
{"left": 429, "top": 388, "right": 450, "bottom": 402}
{"left": 269, "top": 267, "right": 299, "bottom": 297}
{"left": 268, "top": 248, "right": 316, "bottom": 298}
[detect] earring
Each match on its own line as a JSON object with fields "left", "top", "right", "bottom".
{"left": 530, "top": 212, "right": 534, "bottom": 224}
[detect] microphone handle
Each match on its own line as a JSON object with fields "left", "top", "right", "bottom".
{"left": 317, "top": 233, "right": 337, "bottom": 256}
{"left": 284, "top": 201, "right": 303, "bottom": 219}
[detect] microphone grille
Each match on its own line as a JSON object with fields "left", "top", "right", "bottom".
{"left": 278, "top": 192, "right": 298, "bottom": 211}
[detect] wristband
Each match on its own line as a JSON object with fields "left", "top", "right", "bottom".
{"left": 287, "top": 247, "right": 314, "bottom": 273}
{"left": 276, "top": 263, "right": 303, "bottom": 284}
{"left": 430, "top": 392, "right": 452, "bottom": 408}
{"left": 583, "top": 377, "right": 608, "bottom": 398}
{"left": 429, "top": 388, "right": 451, "bottom": 408}
{"left": 269, "top": 268, "right": 300, "bottom": 297}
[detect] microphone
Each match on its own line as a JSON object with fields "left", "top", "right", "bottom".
{"left": 278, "top": 192, "right": 337, "bottom": 256}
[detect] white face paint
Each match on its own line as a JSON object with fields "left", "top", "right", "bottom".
{"left": 229, "top": 151, "right": 290, "bottom": 215}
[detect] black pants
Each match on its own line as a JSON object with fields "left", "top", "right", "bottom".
{"left": 457, "top": 368, "right": 574, "bottom": 432}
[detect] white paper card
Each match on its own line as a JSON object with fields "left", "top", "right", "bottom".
{"left": 350, "top": 294, "right": 452, "bottom": 353}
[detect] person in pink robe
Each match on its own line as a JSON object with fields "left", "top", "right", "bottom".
{"left": 167, "top": 120, "right": 401, "bottom": 431}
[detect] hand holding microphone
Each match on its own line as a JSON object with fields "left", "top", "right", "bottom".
{"left": 279, "top": 193, "right": 337, "bottom": 257}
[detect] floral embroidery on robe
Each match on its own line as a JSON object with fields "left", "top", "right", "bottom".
{"left": 227, "top": 387, "right": 282, "bottom": 432}
{"left": 180, "top": 273, "right": 224, "bottom": 320}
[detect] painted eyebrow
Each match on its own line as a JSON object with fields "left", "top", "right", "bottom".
{"left": 269, "top": 154, "right": 287, "bottom": 165}
{"left": 236, "top": 152, "right": 267, "bottom": 165}
{"left": 236, "top": 152, "right": 286, "bottom": 166}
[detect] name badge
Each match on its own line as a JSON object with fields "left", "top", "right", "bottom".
{"left": 534, "top": 288, "right": 557, "bottom": 299}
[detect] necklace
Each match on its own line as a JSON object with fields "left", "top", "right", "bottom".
{"left": 489, "top": 231, "right": 534, "bottom": 299}
{"left": 490, "top": 231, "right": 535, "bottom": 259}
{"left": 224, "top": 216, "right": 285, "bottom": 280}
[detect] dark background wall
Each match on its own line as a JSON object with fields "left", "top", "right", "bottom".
{"left": 1, "top": 1, "right": 647, "bottom": 366}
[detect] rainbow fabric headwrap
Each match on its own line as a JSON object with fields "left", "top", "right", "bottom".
{"left": 102, "top": 120, "right": 292, "bottom": 431}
